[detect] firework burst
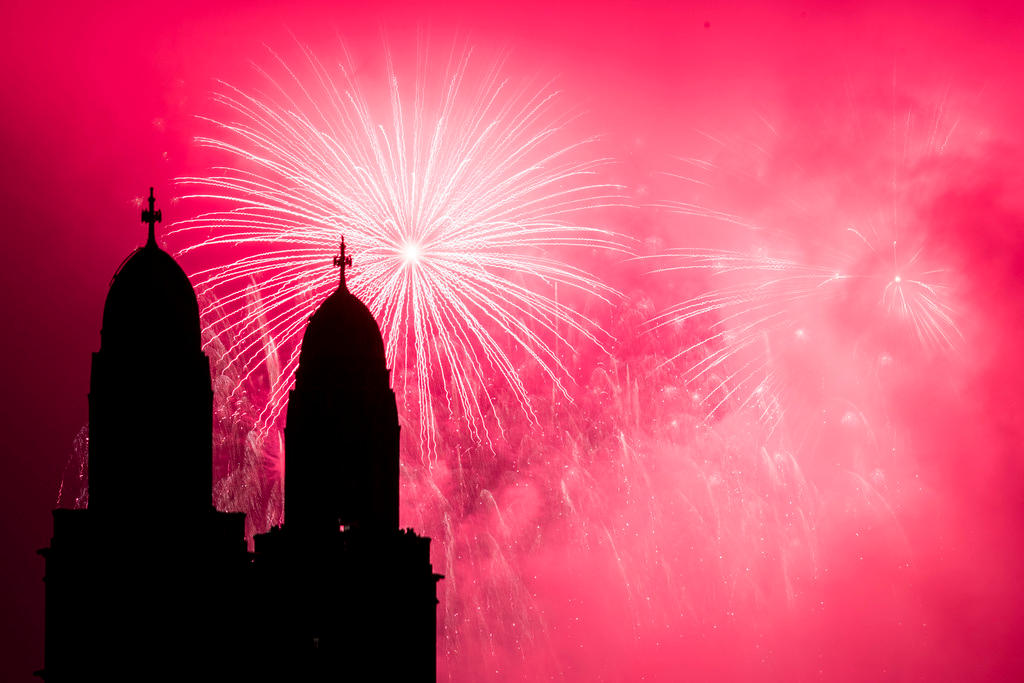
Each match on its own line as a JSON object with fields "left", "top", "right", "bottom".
{"left": 646, "top": 88, "right": 967, "bottom": 441}
{"left": 171, "top": 42, "right": 627, "bottom": 461}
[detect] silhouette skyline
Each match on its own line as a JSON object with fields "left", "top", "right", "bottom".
{"left": 38, "top": 190, "right": 439, "bottom": 681}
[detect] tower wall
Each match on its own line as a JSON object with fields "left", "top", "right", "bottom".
{"left": 284, "top": 364, "right": 400, "bottom": 534}
{"left": 88, "top": 350, "right": 213, "bottom": 516}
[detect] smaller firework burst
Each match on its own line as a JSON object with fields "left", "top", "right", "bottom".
{"left": 646, "top": 90, "right": 967, "bottom": 441}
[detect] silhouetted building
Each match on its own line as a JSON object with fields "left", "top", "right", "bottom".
{"left": 253, "top": 238, "right": 441, "bottom": 680}
{"left": 38, "top": 191, "right": 439, "bottom": 681}
{"left": 37, "top": 189, "right": 248, "bottom": 682}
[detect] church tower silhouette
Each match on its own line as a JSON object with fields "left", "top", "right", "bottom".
{"left": 38, "top": 189, "right": 249, "bottom": 682}
{"left": 38, "top": 190, "right": 440, "bottom": 681}
{"left": 253, "top": 236, "right": 442, "bottom": 681}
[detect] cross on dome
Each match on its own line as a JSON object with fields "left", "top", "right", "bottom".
{"left": 141, "top": 187, "right": 162, "bottom": 247}
{"left": 333, "top": 237, "right": 353, "bottom": 289}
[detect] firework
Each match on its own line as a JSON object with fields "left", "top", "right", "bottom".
{"left": 400, "top": 308, "right": 823, "bottom": 680}
{"left": 172, "top": 42, "right": 627, "bottom": 461}
{"left": 646, "top": 94, "right": 966, "bottom": 442}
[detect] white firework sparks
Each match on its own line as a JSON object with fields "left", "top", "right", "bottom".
{"left": 171, "top": 42, "right": 629, "bottom": 461}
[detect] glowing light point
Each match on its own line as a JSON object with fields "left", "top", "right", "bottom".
{"left": 401, "top": 241, "right": 423, "bottom": 266}
{"left": 893, "top": 274, "right": 902, "bottom": 283}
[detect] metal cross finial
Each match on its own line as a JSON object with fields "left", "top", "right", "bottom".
{"left": 333, "top": 237, "right": 353, "bottom": 289}
{"left": 141, "top": 187, "right": 162, "bottom": 247}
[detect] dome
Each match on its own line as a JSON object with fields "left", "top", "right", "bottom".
{"left": 297, "top": 282, "right": 387, "bottom": 375}
{"left": 100, "top": 242, "right": 202, "bottom": 355}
